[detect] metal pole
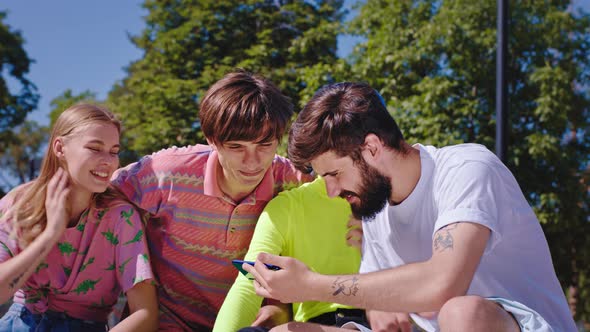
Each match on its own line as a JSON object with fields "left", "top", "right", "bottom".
{"left": 496, "top": 0, "right": 508, "bottom": 162}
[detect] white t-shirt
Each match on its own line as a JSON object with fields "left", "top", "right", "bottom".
{"left": 360, "top": 143, "right": 575, "bottom": 332}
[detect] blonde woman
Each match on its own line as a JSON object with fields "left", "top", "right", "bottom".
{"left": 0, "top": 104, "right": 157, "bottom": 331}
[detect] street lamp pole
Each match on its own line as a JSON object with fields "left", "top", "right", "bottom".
{"left": 496, "top": 0, "right": 508, "bottom": 162}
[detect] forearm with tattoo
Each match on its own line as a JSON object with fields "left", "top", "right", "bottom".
{"left": 331, "top": 276, "right": 359, "bottom": 297}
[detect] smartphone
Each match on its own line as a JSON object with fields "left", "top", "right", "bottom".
{"left": 232, "top": 259, "right": 281, "bottom": 280}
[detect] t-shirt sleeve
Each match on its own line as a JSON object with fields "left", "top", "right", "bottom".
{"left": 111, "top": 205, "right": 154, "bottom": 293}
{"left": 433, "top": 160, "right": 502, "bottom": 253}
{"left": 213, "top": 193, "right": 291, "bottom": 332}
{"left": 0, "top": 193, "right": 19, "bottom": 263}
{"left": 111, "top": 155, "right": 161, "bottom": 214}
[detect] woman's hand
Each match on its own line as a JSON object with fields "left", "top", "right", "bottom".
{"left": 44, "top": 168, "right": 71, "bottom": 236}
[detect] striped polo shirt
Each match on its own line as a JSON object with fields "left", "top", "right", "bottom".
{"left": 112, "top": 144, "right": 310, "bottom": 331}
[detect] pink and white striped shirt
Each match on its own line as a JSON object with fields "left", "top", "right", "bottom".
{"left": 112, "top": 144, "right": 311, "bottom": 331}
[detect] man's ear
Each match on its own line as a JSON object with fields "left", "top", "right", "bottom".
{"left": 362, "top": 134, "right": 383, "bottom": 161}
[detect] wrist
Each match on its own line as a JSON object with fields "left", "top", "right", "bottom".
{"left": 304, "top": 271, "right": 324, "bottom": 302}
{"left": 38, "top": 227, "right": 61, "bottom": 244}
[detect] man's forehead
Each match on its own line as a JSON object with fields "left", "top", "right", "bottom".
{"left": 311, "top": 151, "right": 351, "bottom": 172}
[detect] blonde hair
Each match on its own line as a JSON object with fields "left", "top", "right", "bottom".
{"left": 7, "top": 103, "right": 121, "bottom": 247}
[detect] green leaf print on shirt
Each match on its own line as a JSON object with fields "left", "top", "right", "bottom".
{"left": 141, "top": 253, "right": 149, "bottom": 263}
{"left": 105, "top": 262, "right": 116, "bottom": 271}
{"left": 76, "top": 222, "right": 86, "bottom": 232}
{"left": 35, "top": 262, "right": 49, "bottom": 273}
{"left": 121, "top": 208, "right": 134, "bottom": 227}
{"left": 118, "top": 257, "right": 133, "bottom": 274}
{"left": 63, "top": 265, "right": 72, "bottom": 277}
{"left": 57, "top": 242, "right": 77, "bottom": 256}
{"left": 102, "top": 230, "right": 119, "bottom": 245}
{"left": 0, "top": 242, "right": 14, "bottom": 258}
{"left": 97, "top": 208, "right": 108, "bottom": 221}
{"left": 123, "top": 230, "right": 143, "bottom": 245}
{"left": 73, "top": 278, "right": 102, "bottom": 295}
{"left": 25, "top": 283, "right": 50, "bottom": 303}
{"left": 79, "top": 257, "right": 95, "bottom": 272}
{"left": 90, "top": 297, "right": 107, "bottom": 309}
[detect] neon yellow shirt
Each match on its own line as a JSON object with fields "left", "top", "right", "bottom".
{"left": 213, "top": 177, "right": 362, "bottom": 331}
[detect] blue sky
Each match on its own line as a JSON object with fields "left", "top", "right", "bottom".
{"left": 2, "top": 0, "right": 361, "bottom": 127}
{"left": 3, "top": 1, "right": 146, "bottom": 126}
{"left": 2, "top": 0, "right": 589, "bottom": 128}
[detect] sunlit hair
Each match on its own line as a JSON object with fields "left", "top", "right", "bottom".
{"left": 199, "top": 69, "right": 293, "bottom": 145}
{"left": 5, "top": 103, "right": 122, "bottom": 248}
{"left": 288, "top": 82, "right": 406, "bottom": 173}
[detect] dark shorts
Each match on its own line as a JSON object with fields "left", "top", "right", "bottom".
{"left": 238, "top": 308, "right": 369, "bottom": 332}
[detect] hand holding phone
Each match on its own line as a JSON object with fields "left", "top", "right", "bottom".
{"left": 232, "top": 259, "right": 281, "bottom": 280}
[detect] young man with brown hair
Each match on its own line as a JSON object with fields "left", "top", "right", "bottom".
{"left": 245, "top": 82, "right": 575, "bottom": 332}
{"left": 112, "top": 70, "right": 312, "bottom": 331}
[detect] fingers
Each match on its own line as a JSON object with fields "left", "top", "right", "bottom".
{"left": 251, "top": 314, "right": 266, "bottom": 327}
{"left": 252, "top": 277, "right": 272, "bottom": 298}
{"left": 244, "top": 254, "right": 286, "bottom": 299}
{"left": 47, "top": 168, "right": 69, "bottom": 195}
{"left": 346, "top": 228, "right": 363, "bottom": 248}
{"left": 46, "top": 167, "right": 64, "bottom": 200}
{"left": 347, "top": 216, "right": 362, "bottom": 229}
{"left": 256, "top": 252, "right": 285, "bottom": 267}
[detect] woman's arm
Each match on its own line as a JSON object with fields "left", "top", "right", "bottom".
{"left": 0, "top": 229, "right": 60, "bottom": 303}
{"left": 110, "top": 281, "right": 158, "bottom": 332}
{"left": 0, "top": 168, "right": 70, "bottom": 303}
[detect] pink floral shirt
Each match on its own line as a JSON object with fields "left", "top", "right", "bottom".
{"left": 0, "top": 191, "right": 154, "bottom": 322}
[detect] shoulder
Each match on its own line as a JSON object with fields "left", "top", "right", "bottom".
{"left": 144, "top": 144, "right": 212, "bottom": 165}
{"left": 117, "top": 144, "right": 213, "bottom": 177}
{"left": 428, "top": 143, "right": 499, "bottom": 169}
{"left": 95, "top": 199, "right": 142, "bottom": 223}
{"left": 270, "top": 155, "right": 313, "bottom": 189}
{"left": 0, "top": 182, "right": 35, "bottom": 216}
{"left": 272, "top": 177, "right": 318, "bottom": 201}
{"left": 427, "top": 144, "right": 503, "bottom": 184}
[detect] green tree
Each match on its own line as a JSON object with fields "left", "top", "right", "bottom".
{"left": 348, "top": 0, "right": 590, "bottom": 321}
{"left": 0, "top": 11, "right": 39, "bottom": 152}
{"left": 0, "top": 120, "right": 49, "bottom": 192}
{"left": 48, "top": 89, "right": 97, "bottom": 127}
{"left": 108, "top": 0, "right": 345, "bottom": 162}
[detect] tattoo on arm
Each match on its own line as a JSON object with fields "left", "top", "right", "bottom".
{"left": 433, "top": 223, "right": 458, "bottom": 253}
{"left": 9, "top": 272, "right": 24, "bottom": 289}
{"left": 331, "top": 276, "right": 359, "bottom": 297}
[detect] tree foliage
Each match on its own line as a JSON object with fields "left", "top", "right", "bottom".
{"left": 48, "top": 89, "right": 97, "bottom": 127}
{"left": 346, "top": 0, "right": 590, "bottom": 321}
{"left": 108, "top": 0, "right": 345, "bottom": 162}
{"left": 0, "top": 120, "right": 48, "bottom": 192}
{"left": 0, "top": 11, "right": 39, "bottom": 153}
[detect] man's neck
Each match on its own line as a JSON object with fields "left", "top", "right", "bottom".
{"left": 216, "top": 168, "right": 256, "bottom": 203}
{"left": 387, "top": 143, "right": 422, "bottom": 205}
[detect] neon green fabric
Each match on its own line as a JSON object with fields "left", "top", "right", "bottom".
{"left": 213, "top": 177, "right": 361, "bottom": 331}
